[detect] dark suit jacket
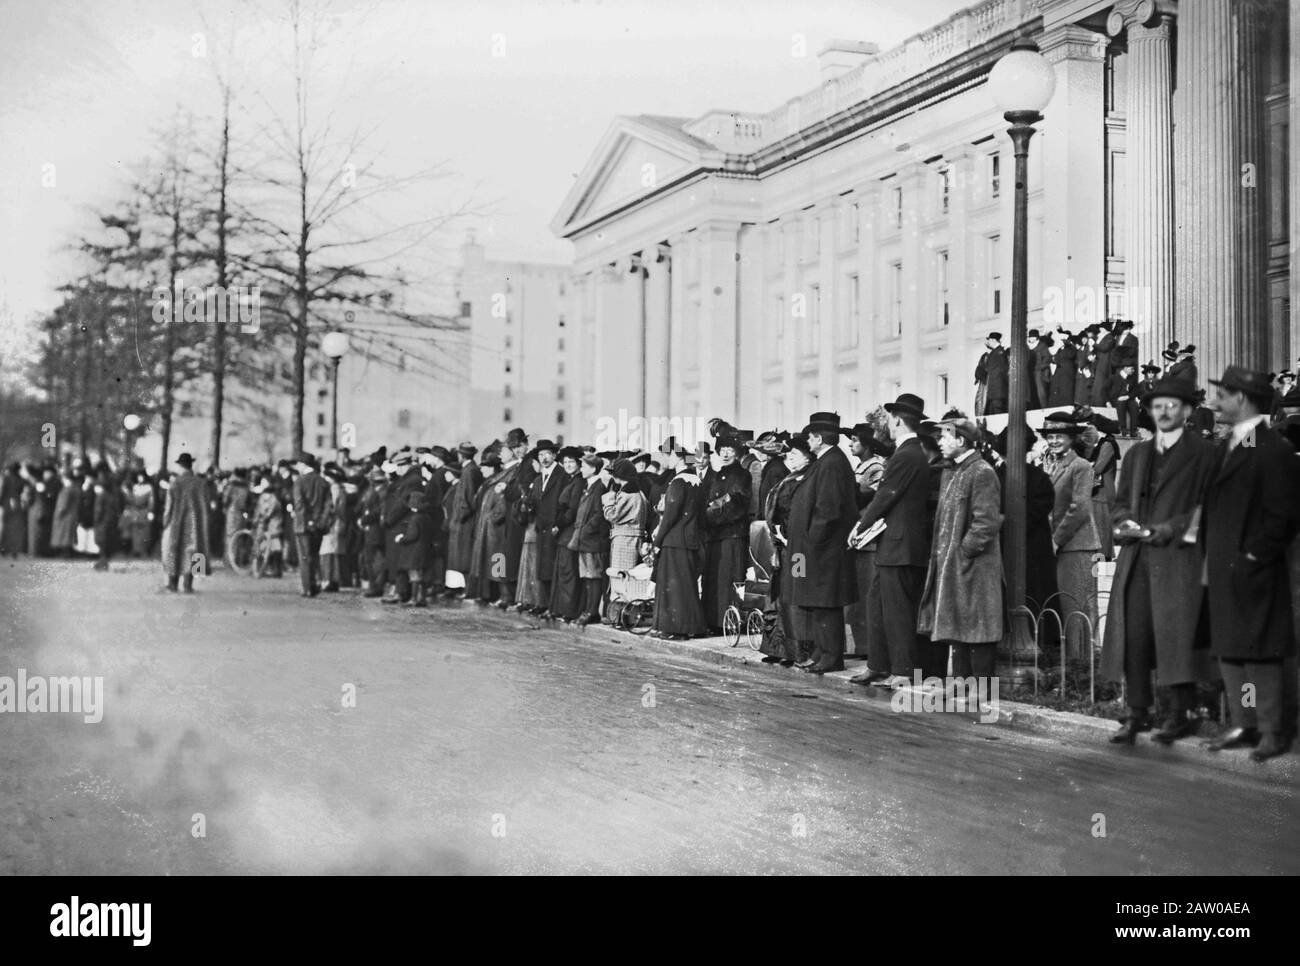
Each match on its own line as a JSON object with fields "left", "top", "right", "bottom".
{"left": 569, "top": 478, "right": 609, "bottom": 553}
{"left": 702, "top": 462, "right": 751, "bottom": 541}
{"left": 1201, "top": 423, "right": 1300, "bottom": 661}
{"left": 291, "top": 472, "right": 334, "bottom": 536}
{"left": 1044, "top": 351, "right": 1077, "bottom": 408}
{"left": 858, "top": 437, "right": 932, "bottom": 567}
{"left": 977, "top": 346, "right": 1009, "bottom": 406}
{"left": 530, "top": 464, "right": 569, "bottom": 575}
{"left": 787, "top": 444, "right": 859, "bottom": 608}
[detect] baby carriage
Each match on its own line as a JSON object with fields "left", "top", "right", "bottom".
{"left": 606, "top": 555, "right": 656, "bottom": 635}
{"left": 723, "top": 522, "right": 780, "bottom": 651}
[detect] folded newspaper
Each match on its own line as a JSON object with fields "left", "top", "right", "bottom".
{"left": 847, "top": 518, "right": 887, "bottom": 550}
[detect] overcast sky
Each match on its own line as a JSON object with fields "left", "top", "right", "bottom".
{"left": 0, "top": 0, "right": 968, "bottom": 356}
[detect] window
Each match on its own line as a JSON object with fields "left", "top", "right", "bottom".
{"left": 939, "top": 374, "right": 949, "bottom": 407}
{"left": 397, "top": 409, "right": 411, "bottom": 429}
{"left": 460, "top": 301, "right": 471, "bottom": 317}
{"left": 557, "top": 361, "right": 565, "bottom": 375}
{"left": 505, "top": 311, "right": 512, "bottom": 325}
{"left": 308, "top": 363, "right": 321, "bottom": 382}
{"left": 812, "top": 215, "right": 821, "bottom": 258}
{"left": 317, "top": 388, "right": 328, "bottom": 400}
{"left": 557, "top": 385, "right": 565, "bottom": 400}
{"left": 505, "top": 360, "right": 512, "bottom": 373}
{"left": 889, "top": 261, "right": 903, "bottom": 337}
{"left": 557, "top": 337, "right": 565, "bottom": 351}
{"left": 940, "top": 168, "right": 951, "bottom": 215}
{"left": 504, "top": 384, "right": 512, "bottom": 398}
{"left": 316, "top": 435, "right": 326, "bottom": 448}
{"left": 809, "top": 283, "right": 821, "bottom": 354}
{"left": 937, "top": 250, "right": 950, "bottom": 326}
{"left": 988, "top": 235, "right": 1002, "bottom": 316}
{"left": 398, "top": 353, "right": 406, "bottom": 372}
{"left": 850, "top": 203, "right": 860, "bottom": 245}
{"left": 556, "top": 410, "right": 565, "bottom": 424}
{"left": 990, "top": 153, "right": 1001, "bottom": 199}
{"left": 504, "top": 335, "right": 512, "bottom": 349}
{"left": 503, "top": 408, "right": 512, "bottom": 422}
{"left": 892, "top": 185, "right": 903, "bottom": 228}
{"left": 558, "top": 314, "right": 566, "bottom": 328}
{"left": 316, "top": 412, "right": 325, "bottom": 427}
{"left": 846, "top": 273, "right": 861, "bottom": 348}
{"left": 179, "top": 401, "right": 194, "bottom": 418}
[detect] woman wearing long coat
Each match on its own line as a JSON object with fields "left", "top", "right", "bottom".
{"left": 548, "top": 451, "right": 585, "bottom": 621}
{"left": 916, "top": 427, "right": 1005, "bottom": 675}
{"left": 568, "top": 457, "right": 609, "bottom": 625}
{"left": 51, "top": 470, "right": 80, "bottom": 555}
{"left": 759, "top": 441, "right": 810, "bottom": 664}
{"left": 118, "top": 472, "right": 154, "bottom": 557}
{"left": 1, "top": 464, "right": 29, "bottom": 557}
{"left": 160, "top": 458, "right": 211, "bottom": 589}
{"left": 92, "top": 466, "right": 125, "bottom": 569}
{"left": 515, "top": 452, "right": 542, "bottom": 611}
{"left": 466, "top": 456, "right": 500, "bottom": 601}
{"left": 650, "top": 453, "right": 707, "bottom": 639}
{"left": 447, "top": 458, "right": 482, "bottom": 578}
{"left": 1041, "top": 414, "right": 1101, "bottom": 658}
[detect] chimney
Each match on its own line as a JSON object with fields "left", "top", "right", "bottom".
{"left": 818, "top": 39, "right": 879, "bottom": 80}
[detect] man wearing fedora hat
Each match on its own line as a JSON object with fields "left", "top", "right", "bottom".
{"left": 1041, "top": 412, "right": 1102, "bottom": 659}
{"left": 786, "top": 413, "right": 859, "bottom": 673}
{"left": 974, "top": 332, "right": 1009, "bottom": 416}
{"left": 1168, "top": 344, "right": 1198, "bottom": 389}
{"left": 1100, "top": 378, "right": 1220, "bottom": 746}
{"left": 849, "top": 394, "right": 934, "bottom": 687}
{"left": 446, "top": 443, "right": 483, "bottom": 595}
{"left": 527, "top": 439, "right": 568, "bottom": 614}
{"left": 159, "top": 453, "right": 211, "bottom": 592}
{"left": 1201, "top": 366, "right": 1300, "bottom": 761}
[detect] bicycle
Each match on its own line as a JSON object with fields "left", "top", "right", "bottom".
{"left": 225, "top": 528, "right": 273, "bottom": 577}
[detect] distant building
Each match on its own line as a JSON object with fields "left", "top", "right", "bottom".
{"left": 552, "top": 0, "right": 1296, "bottom": 434}
{"left": 454, "top": 233, "right": 573, "bottom": 447}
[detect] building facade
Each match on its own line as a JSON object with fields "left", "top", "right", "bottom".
{"left": 454, "top": 233, "right": 573, "bottom": 447}
{"left": 552, "top": 0, "right": 1295, "bottom": 440}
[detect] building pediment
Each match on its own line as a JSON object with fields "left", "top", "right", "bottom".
{"left": 551, "top": 116, "right": 720, "bottom": 239}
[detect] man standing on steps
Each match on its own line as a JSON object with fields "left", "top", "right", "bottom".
{"left": 1100, "top": 378, "right": 1218, "bottom": 747}
{"left": 291, "top": 451, "right": 334, "bottom": 598}
{"left": 160, "top": 452, "right": 210, "bottom": 593}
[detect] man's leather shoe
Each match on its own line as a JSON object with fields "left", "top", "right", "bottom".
{"left": 1250, "top": 733, "right": 1290, "bottom": 762}
{"left": 1109, "top": 716, "right": 1149, "bottom": 745}
{"left": 802, "top": 664, "right": 826, "bottom": 675}
{"left": 849, "top": 671, "right": 888, "bottom": 685}
{"left": 1206, "top": 726, "right": 1260, "bottom": 752}
{"left": 1151, "top": 715, "right": 1195, "bottom": 745}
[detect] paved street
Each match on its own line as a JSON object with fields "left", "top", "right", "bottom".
{"left": 1, "top": 558, "right": 1297, "bottom": 875}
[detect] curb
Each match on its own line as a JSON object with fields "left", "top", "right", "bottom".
{"left": 443, "top": 597, "right": 1299, "bottom": 783}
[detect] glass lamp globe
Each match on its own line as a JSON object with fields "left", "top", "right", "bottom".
{"left": 123, "top": 414, "right": 141, "bottom": 432}
{"left": 321, "top": 331, "right": 350, "bottom": 359}
{"left": 988, "top": 38, "right": 1056, "bottom": 114}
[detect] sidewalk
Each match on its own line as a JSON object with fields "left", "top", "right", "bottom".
{"left": 452, "top": 599, "right": 1300, "bottom": 784}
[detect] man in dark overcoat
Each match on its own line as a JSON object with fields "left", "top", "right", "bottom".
{"left": 291, "top": 451, "right": 335, "bottom": 598}
{"left": 1201, "top": 366, "right": 1300, "bottom": 761}
{"left": 160, "top": 453, "right": 211, "bottom": 592}
{"left": 975, "top": 332, "right": 1009, "bottom": 416}
{"left": 1100, "top": 378, "right": 1219, "bottom": 745}
{"left": 446, "top": 443, "right": 482, "bottom": 591}
{"left": 528, "top": 439, "right": 568, "bottom": 615}
{"left": 787, "top": 412, "right": 859, "bottom": 674}
{"left": 850, "top": 394, "right": 934, "bottom": 687}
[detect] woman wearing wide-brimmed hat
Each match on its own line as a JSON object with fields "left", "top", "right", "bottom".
{"left": 1040, "top": 411, "right": 1101, "bottom": 659}
{"left": 650, "top": 447, "right": 708, "bottom": 640}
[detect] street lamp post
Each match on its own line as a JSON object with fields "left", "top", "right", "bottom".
{"left": 988, "top": 36, "right": 1056, "bottom": 655}
{"left": 321, "top": 332, "right": 350, "bottom": 452}
{"left": 122, "top": 413, "right": 141, "bottom": 469}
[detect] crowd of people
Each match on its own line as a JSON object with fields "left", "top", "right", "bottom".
{"left": 6, "top": 349, "right": 1300, "bottom": 763}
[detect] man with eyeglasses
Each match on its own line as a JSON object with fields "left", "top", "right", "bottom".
{"left": 1100, "top": 379, "right": 1219, "bottom": 746}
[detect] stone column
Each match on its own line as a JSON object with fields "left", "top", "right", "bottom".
{"left": 855, "top": 187, "right": 879, "bottom": 405}
{"left": 644, "top": 244, "right": 672, "bottom": 421}
{"left": 1292, "top": 0, "right": 1300, "bottom": 362}
{"left": 1175, "top": 0, "right": 1238, "bottom": 377}
{"left": 699, "top": 220, "right": 741, "bottom": 420}
{"left": 593, "top": 263, "right": 623, "bottom": 429}
{"left": 1232, "top": 0, "right": 1270, "bottom": 367}
{"left": 817, "top": 199, "right": 838, "bottom": 411}
{"left": 945, "top": 147, "right": 975, "bottom": 412}
{"left": 899, "top": 162, "right": 926, "bottom": 393}
{"left": 781, "top": 219, "right": 800, "bottom": 428}
{"left": 1106, "top": 4, "right": 1174, "bottom": 356}
{"left": 667, "top": 233, "right": 686, "bottom": 418}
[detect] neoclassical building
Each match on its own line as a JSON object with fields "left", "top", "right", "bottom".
{"left": 551, "top": 0, "right": 1295, "bottom": 440}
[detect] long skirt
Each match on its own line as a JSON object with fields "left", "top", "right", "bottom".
{"left": 843, "top": 549, "right": 876, "bottom": 657}
{"left": 1056, "top": 549, "right": 1099, "bottom": 659}
{"left": 516, "top": 524, "right": 540, "bottom": 608}
{"left": 702, "top": 537, "right": 746, "bottom": 629}
{"left": 652, "top": 545, "right": 707, "bottom": 637}
{"left": 1, "top": 509, "right": 27, "bottom": 554}
{"left": 550, "top": 546, "right": 581, "bottom": 619}
{"left": 759, "top": 551, "right": 806, "bottom": 661}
